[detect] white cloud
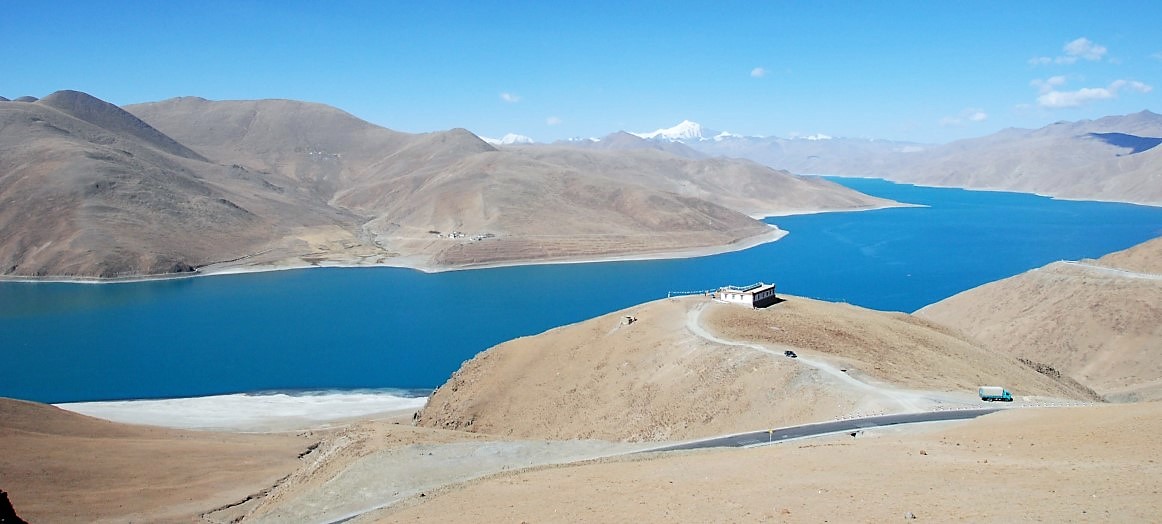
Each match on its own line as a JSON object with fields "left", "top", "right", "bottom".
{"left": 1030, "top": 37, "right": 1108, "bottom": 66}
{"left": 940, "top": 108, "right": 989, "bottom": 127}
{"left": 1112, "top": 79, "right": 1153, "bottom": 94}
{"left": 1036, "top": 79, "right": 1153, "bottom": 108}
{"left": 750, "top": 67, "right": 766, "bottom": 78}
{"left": 546, "top": 116, "right": 562, "bottom": 126}
{"left": 1152, "top": 52, "right": 1162, "bottom": 62}
{"left": 1030, "top": 75, "right": 1068, "bottom": 94}
{"left": 1038, "top": 87, "right": 1115, "bottom": 108}
{"left": 499, "top": 92, "right": 521, "bottom": 103}
{"left": 1063, "top": 37, "right": 1107, "bottom": 61}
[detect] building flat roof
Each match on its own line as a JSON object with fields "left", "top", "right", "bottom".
{"left": 719, "top": 283, "right": 775, "bottom": 295}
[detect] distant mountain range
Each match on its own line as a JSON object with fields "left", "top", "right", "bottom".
{"left": 480, "top": 133, "right": 534, "bottom": 146}
{"left": 0, "top": 91, "right": 891, "bottom": 279}
{"left": 878, "top": 111, "right": 1162, "bottom": 205}
{"left": 492, "top": 110, "right": 1162, "bottom": 205}
{"left": 631, "top": 120, "right": 740, "bottom": 142}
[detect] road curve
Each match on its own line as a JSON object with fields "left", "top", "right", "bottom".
{"left": 1058, "top": 261, "right": 1162, "bottom": 281}
{"left": 641, "top": 408, "right": 1004, "bottom": 453}
{"left": 326, "top": 409, "right": 1005, "bottom": 523}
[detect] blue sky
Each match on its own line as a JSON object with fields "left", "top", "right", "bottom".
{"left": 2, "top": 1, "right": 1158, "bottom": 143}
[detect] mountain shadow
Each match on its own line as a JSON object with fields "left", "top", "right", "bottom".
{"left": 1086, "top": 132, "right": 1162, "bottom": 155}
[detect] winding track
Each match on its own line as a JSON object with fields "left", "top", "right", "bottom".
{"left": 684, "top": 301, "right": 926, "bottom": 412}
{"left": 1058, "top": 261, "right": 1162, "bottom": 281}
{"left": 322, "top": 300, "right": 1023, "bottom": 523}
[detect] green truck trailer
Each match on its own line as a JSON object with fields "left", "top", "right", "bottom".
{"left": 978, "top": 386, "right": 1013, "bottom": 402}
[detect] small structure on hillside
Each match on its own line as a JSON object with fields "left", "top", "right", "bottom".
{"left": 716, "top": 282, "right": 778, "bottom": 308}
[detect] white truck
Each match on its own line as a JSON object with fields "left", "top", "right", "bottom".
{"left": 978, "top": 386, "right": 1013, "bottom": 402}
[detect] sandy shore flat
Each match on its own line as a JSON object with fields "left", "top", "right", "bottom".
{"left": 194, "top": 225, "right": 790, "bottom": 278}
{"left": 0, "top": 226, "right": 789, "bottom": 284}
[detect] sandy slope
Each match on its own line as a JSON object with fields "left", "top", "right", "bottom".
{"left": 917, "top": 237, "right": 1162, "bottom": 401}
{"left": 417, "top": 295, "right": 1091, "bottom": 442}
{"left": 0, "top": 398, "right": 311, "bottom": 523}
{"left": 373, "top": 403, "right": 1162, "bottom": 523}
{"left": 701, "top": 296, "right": 1092, "bottom": 398}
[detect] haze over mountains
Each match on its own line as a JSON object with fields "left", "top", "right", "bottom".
{"left": 606, "top": 111, "right": 1162, "bottom": 205}
{"left": 0, "top": 91, "right": 892, "bottom": 279}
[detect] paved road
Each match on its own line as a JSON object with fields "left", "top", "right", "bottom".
{"left": 328, "top": 409, "right": 1004, "bottom": 523}
{"left": 642, "top": 408, "right": 1004, "bottom": 453}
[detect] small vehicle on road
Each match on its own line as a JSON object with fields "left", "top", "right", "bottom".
{"left": 978, "top": 386, "right": 1013, "bottom": 402}
{"left": 784, "top": 350, "right": 797, "bottom": 358}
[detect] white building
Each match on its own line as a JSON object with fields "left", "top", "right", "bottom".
{"left": 716, "top": 282, "right": 778, "bottom": 308}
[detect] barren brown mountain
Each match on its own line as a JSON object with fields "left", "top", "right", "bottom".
{"left": 417, "top": 295, "right": 1091, "bottom": 442}
{"left": 128, "top": 97, "right": 896, "bottom": 270}
{"left": 0, "top": 91, "right": 288, "bottom": 277}
{"left": 0, "top": 91, "right": 896, "bottom": 279}
{"left": 881, "top": 112, "right": 1162, "bottom": 205}
{"left": 917, "top": 237, "right": 1162, "bottom": 402}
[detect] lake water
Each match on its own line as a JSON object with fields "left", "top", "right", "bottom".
{"left": 3, "top": 178, "right": 1161, "bottom": 404}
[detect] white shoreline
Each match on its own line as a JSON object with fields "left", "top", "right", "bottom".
{"left": 55, "top": 390, "right": 429, "bottom": 432}
{"left": 191, "top": 225, "right": 789, "bottom": 279}
{"left": 755, "top": 201, "right": 925, "bottom": 218}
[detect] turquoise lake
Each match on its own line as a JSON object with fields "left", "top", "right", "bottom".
{"left": 3, "top": 177, "right": 1161, "bottom": 403}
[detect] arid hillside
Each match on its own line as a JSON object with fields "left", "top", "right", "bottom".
{"left": 418, "top": 295, "right": 1091, "bottom": 442}
{"left": 917, "top": 237, "right": 1162, "bottom": 402}
{"left": 0, "top": 397, "right": 311, "bottom": 523}
{"left": 508, "top": 145, "right": 889, "bottom": 217}
{"left": 883, "top": 111, "right": 1162, "bottom": 205}
{"left": 129, "top": 97, "right": 895, "bottom": 270}
{"left": 0, "top": 91, "right": 896, "bottom": 279}
{"left": 0, "top": 91, "right": 301, "bottom": 277}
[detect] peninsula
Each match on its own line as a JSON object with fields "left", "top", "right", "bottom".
{"left": 0, "top": 91, "right": 895, "bottom": 280}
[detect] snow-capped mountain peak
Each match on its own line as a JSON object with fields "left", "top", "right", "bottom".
{"left": 633, "top": 120, "right": 719, "bottom": 142}
{"left": 480, "top": 133, "right": 535, "bottom": 145}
